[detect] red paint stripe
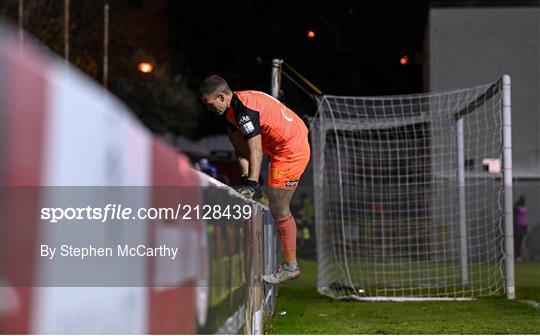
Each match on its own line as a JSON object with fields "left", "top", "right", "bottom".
{"left": 148, "top": 139, "right": 201, "bottom": 333}
{"left": 0, "top": 37, "right": 50, "bottom": 333}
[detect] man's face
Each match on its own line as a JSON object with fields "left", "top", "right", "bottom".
{"left": 201, "top": 92, "right": 228, "bottom": 116}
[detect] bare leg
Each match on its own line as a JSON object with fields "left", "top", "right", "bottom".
{"left": 266, "top": 187, "right": 296, "bottom": 221}
{"left": 267, "top": 187, "right": 298, "bottom": 265}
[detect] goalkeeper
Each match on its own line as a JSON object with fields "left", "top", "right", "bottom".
{"left": 200, "top": 75, "right": 310, "bottom": 284}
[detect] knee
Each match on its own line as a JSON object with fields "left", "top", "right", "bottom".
{"left": 272, "top": 208, "right": 291, "bottom": 222}
{"left": 268, "top": 202, "right": 289, "bottom": 221}
{"left": 267, "top": 192, "right": 292, "bottom": 221}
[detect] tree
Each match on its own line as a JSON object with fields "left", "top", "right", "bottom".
{"left": 1, "top": 0, "right": 204, "bottom": 138}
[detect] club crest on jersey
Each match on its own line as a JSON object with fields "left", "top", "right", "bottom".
{"left": 280, "top": 108, "right": 293, "bottom": 122}
{"left": 285, "top": 180, "right": 298, "bottom": 187}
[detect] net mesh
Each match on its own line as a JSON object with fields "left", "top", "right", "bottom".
{"left": 311, "top": 80, "right": 507, "bottom": 300}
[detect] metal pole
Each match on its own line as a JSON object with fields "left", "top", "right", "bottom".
{"left": 457, "top": 117, "right": 469, "bottom": 284}
{"left": 103, "top": 3, "right": 109, "bottom": 88}
{"left": 502, "top": 74, "right": 515, "bottom": 299}
{"left": 64, "top": 0, "right": 70, "bottom": 62}
{"left": 271, "top": 59, "right": 282, "bottom": 98}
{"left": 263, "top": 212, "right": 274, "bottom": 278}
{"left": 312, "top": 97, "right": 325, "bottom": 291}
{"left": 262, "top": 210, "right": 276, "bottom": 321}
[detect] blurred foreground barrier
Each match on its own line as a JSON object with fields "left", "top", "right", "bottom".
{"left": 0, "top": 23, "right": 276, "bottom": 334}
{"left": 196, "top": 172, "right": 278, "bottom": 334}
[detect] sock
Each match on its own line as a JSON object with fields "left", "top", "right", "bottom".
{"left": 284, "top": 260, "right": 298, "bottom": 271}
{"left": 276, "top": 213, "right": 297, "bottom": 264}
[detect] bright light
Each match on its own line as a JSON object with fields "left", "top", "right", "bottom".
{"left": 307, "top": 30, "right": 316, "bottom": 39}
{"left": 482, "top": 158, "right": 501, "bottom": 173}
{"left": 138, "top": 61, "right": 154, "bottom": 73}
{"left": 399, "top": 55, "right": 409, "bottom": 65}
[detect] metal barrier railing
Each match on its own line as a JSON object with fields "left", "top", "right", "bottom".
{"left": 195, "top": 171, "right": 278, "bottom": 334}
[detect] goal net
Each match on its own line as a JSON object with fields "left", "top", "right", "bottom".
{"left": 311, "top": 77, "right": 514, "bottom": 300}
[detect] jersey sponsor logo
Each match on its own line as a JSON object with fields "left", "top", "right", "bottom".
{"left": 241, "top": 121, "right": 255, "bottom": 135}
{"left": 280, "top": 108, "right": 293, "bottom": 122}
{"left": 271, "top": 169, "right": 285, "bottom": 178}
{"left": 238, "top": 115, "right": 251, "bottom": 124}
{"left": 285, "top": 180, "right": 298, "bottom": 187}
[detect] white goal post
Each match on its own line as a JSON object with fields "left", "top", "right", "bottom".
{"left": 311, "top": 75, "right": 515, "bottom": 301}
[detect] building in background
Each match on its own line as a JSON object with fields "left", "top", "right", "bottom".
{"left": 425, "top": 2, "right": 540, "bottom": 259}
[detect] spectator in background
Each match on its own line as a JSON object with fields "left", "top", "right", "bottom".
{"left": 197, "top": 158, "right": 218, "bottom": 178}
{"left": 524, "top": 222, "right": 540, "bottom": 261}
{"left": 513, "top": 195, "right": 528, "bottom": 262}
{"left": 296, "top": 193, "right": 315, "bottom": 259}
{"left": 299, "top": 193, "right": 315, "bottom": 226}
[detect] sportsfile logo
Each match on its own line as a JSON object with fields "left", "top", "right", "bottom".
{"left": 285, "top": 180, "right": 298, "bottom": 187}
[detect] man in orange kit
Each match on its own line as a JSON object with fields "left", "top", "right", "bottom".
{"left": 200, "top": 74, "right": 310, "bottom": 284}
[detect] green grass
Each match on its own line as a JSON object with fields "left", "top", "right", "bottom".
{"left": 515, "top": 262, "right": 540, "bottom": 302}
{"left": 267, "top": 260, "right": 540, "bottom": 334}
{"left": 340, "top": 260, "right": 506, "bottom": 297}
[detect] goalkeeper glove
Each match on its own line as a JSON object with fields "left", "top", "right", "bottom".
{"left": 241, "top": 174, "right": 250, "bottom": 186}
{"left": 237, "top": 178, "right": 264, "bottom": 202}
{"left": 241, "top": 174, "right": 264, "bottom": 187}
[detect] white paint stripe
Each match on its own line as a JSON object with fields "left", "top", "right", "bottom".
{"left": 518, "top": 299, "right": 540, "bottom": 308}
{"left": 343, "top": 295, "right": 475, "bottom": 302}
{"left": 33, "top": 61, "right": 152, "bottom": 334}
{"left": 42, "top": 63, "right": 151, "bottom": 186}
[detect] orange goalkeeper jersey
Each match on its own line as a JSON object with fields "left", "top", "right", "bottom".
{"left": 224, "top": 90, "right": 308, "bottom": 158}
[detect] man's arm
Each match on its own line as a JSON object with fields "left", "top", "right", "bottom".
{"left": 231, "top": 102, "right": 263, "bottom": 183}
{"left": 245, "top": 134, "right": 262, "bottom": 182}
{"left": 231, "top": 132, "right": 264, "bottom": 201}
{"left": 228, "top": 130, "right": 250, "bottom": 177}
{"left": 227, "top": 110, "right": 264, "bottom": 200}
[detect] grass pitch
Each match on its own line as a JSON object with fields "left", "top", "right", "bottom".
{"left": 267, "top": 259, "right": 540, "bottom": 334}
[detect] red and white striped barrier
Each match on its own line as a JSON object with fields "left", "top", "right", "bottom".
{"left": 0, "top": 26, "right": 273, "bottom": 334}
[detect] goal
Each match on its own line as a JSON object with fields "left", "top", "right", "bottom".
{"left": 311, "top": 75, "right": 515, "bottom": 301}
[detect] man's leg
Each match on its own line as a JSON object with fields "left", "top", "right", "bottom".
{"left": 268, "top": 186, "right": 297, "bottom": 261}
{"left": 264, "top": 186, "right": 301, "bottom": 284}
{"left": 263, "top": 142, "right": 310, "bottom": 284}
{"left": 515, "top": 226, "right": 526, "bottom": 261}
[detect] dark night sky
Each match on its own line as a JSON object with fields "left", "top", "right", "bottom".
{"left": 169, "top": 0, "right": 429, "bottom": 118}
{"left": 3, "top": 0, "right": 518, "bottom": 137}
{"left": 0, "top": 0, "right": 431, "bottom": 136}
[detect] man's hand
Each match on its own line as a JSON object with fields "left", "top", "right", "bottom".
{"left": 241, "top": 174, "right": 264, "bottom": 187}
{"left": 241, "top": 174, "right": 250, "bottom": 187}
{"left": 237, "top": 178, "right": 264, "bottom": 202}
